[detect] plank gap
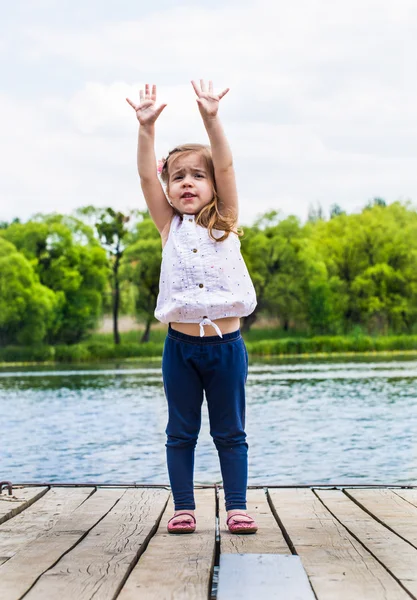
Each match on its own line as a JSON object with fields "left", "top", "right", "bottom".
{"left": 343, "top": 489, "right": 417, "bottom": 551}
{"left": 0, "top": 487, "right": 50, "bottom": 526}
{"left": 265, "top": 488, "right": 298, "bottom": 556}
{"left": 75, "top": 486, "right": 98, "bottom": 508}
{"left": 393, "top": 489, "right": 417, "bottom": 511}
{"left": 110, "top": 491, "right": 170, "bottom": 600}
{"left": 313, "top": 489, "right": 417, "bottom": 600}
{"left": 209, "top": 485, "right": 221, "bottom": 600}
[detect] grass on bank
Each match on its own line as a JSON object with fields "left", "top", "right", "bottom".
{"left": 1, "top": 326, "right": 417, "bottom": 364}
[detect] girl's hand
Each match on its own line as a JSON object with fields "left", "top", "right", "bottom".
{"left": 191, "top": 79, "right": 229, "bottom": 119}
{"left": 126, "top": 84, "right": 167, "bottom": 126}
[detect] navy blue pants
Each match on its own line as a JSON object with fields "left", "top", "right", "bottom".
{"left": 162, "top": 324, "right": 249, "bottom": 511}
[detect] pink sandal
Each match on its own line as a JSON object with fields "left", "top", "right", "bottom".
{"left": 226, "top": 513, "right": 258, "bottom": 534}
{"left": 167, "top": 512, "right": 196, "bottom": 534}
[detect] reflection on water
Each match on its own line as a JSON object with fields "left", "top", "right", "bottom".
{"left": 1, "top": 356, "right": 416, "bottom": 485}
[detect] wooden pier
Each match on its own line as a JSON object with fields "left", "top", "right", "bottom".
{"left": 1, "top": 485, "right": 417, "bottom": 599}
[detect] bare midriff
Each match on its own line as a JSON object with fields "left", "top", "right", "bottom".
{"left": 170, "top": 316, "right": 240, "bottom": 337}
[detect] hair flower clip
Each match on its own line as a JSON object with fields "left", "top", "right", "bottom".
{"left": 157, "top": 157, "right": 166, "bottom": 175}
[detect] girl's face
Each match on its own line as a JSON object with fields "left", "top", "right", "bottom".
{"left": 166, "top": 152, "right": 214, "bottom": 215}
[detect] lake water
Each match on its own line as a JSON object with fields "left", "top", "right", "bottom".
{"left": 1, "top": 356, "right": 416, "bottom": 486}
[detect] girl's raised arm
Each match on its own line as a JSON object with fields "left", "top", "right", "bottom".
{"left": 191, "top": 79, "right": 238, "bottom": 224}
{"left": 126, "top": 84, "right": 174, "bottom": 234}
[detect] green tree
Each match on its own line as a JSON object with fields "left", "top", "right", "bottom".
{"left": 241, "top": 212, "right": 308, "bottom": 332}
{"left": 329, "top": 204, "right": 346, "bottom": 219}
{"left": 305, "top": 201, "right": 417, "bottom": 334}
{"left": 298, "top": 239, "right": 347, "bottom": 335}
{"left": 263, "top": 217, "right": 307, "bottom": 331}
{"left": 76, "top": 206, "right": 136, "bottom": 344}
{"left": 0, "top": 238, "right": 58, "bottom": 345}
{"left": 365, "top": 197, "right": 387, "bottom": 210}
{"left": 121, "top": 213, "right": 162, "bottom": 342}
{"left": 238, "top": 220, "right": 274, "bottom": 331}
{"left": 0, "top": 215, "right": 108, "bottom": 343}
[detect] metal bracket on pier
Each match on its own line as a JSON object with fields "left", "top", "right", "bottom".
{"left": 0, "top": 481, "right": 13, "bottom": 495}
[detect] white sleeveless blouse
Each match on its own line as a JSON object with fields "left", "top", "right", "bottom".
{"left": 154, "top": 213, "right": 257, "bottom": 337}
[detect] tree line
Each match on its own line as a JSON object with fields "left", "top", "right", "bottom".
{"left": 0, "top": 198, "right": 416, "bottom": 347}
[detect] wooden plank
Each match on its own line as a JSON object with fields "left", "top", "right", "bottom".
{"left": 345, "top": 488, "right": 417, "bottom": 547}
{"left": 118, "top": 488, "right": 216, "bottom": 600}
{"left": 0, "top": 486, "right": 48, "bottom": 524}
{"left": 0, "top": 488, "right": 124, "bottom": 600}
{"left": 0, "top": 487, "right": 93, "bottom": 566}
{"left": 218, "top": 488, "right": 289, "bottom": 554}
{"left": 24, "top": 488, "right": 169, "bottom": 600}
{"left": 268, "top": 488, "right": 410, "bottom": 600}
{"left": 217, "top": 554, "right": 315, "bottom": 600}
{"left": 394, "top": 489, "right": 417, "bottom": 510}
{"left": 317, "top": 489, "right": 417, "bottom": 597}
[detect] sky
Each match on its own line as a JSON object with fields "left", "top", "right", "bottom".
{"left": 1, "top": 0, "right": 417, "bottom": 226}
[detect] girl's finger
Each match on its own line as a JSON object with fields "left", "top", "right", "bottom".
{"left": 154, "top": 103, "right": 168, "bottom": 118}
{"left": 145, "top": 83, "right": 150, "bottom": 97}
{"left": 191, "top": 80, "right": 201, "bottom": 97}
{"left": 200, "top": 79, "right": 206, "bottom": 93}
{"left": 218, "top": 87, "right": 230, "bottom": 100}
{"left": 151, "top": 84, "right": 157, "bottom": 101}
{"left": 208, "top": 80, "right": 213, "bottom": 94}
{"left": 126, "top": 97, "right": 139, "bottom": 110}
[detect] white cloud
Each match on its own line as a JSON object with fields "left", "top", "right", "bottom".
{"left": 1, "top": 0, "right": 417, "bottom": 224}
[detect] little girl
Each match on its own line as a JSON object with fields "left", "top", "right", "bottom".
{"left": 126, "top": 80, "right": 258, "bottom": 534}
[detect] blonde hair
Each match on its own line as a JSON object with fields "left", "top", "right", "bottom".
{"left": 160, "top": 143, "right": 243, "bottom": 242}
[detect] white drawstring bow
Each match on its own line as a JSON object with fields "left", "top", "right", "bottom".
{"left": 199, "top": 318, "right": 223, "bottom": 338}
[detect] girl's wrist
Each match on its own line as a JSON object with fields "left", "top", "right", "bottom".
{"left": 202, "top": 114, "right": 221, "bottom": 132}
{"left": 202, "top": 113, "right": 220, "bottom": 124}
{"left": 139, "top": 122, "right": 156, "bottom": 133}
